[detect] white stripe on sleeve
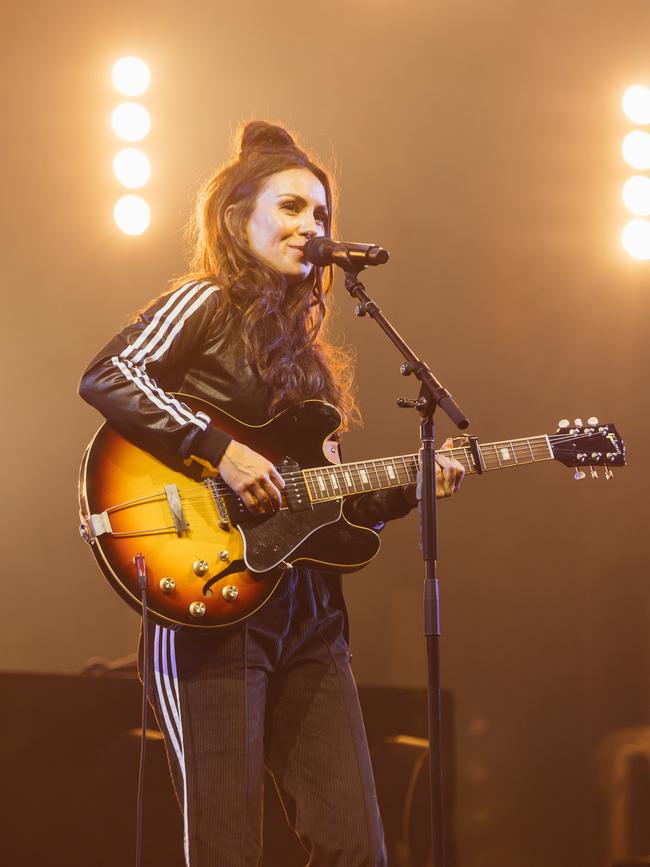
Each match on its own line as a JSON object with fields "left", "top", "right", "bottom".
{"left": 130, "top": 363, "right": 207, "bottom": 429}
{"left": 112, "top": 280, "right": 218, "bottom": 435}
{"left": 121, "top": 281, "right": 203, "bottom": 361}
{"left": 111, "top": 356, "right": 208, "bottom": 431}
{"left": 148, "top": 284, "right": 219, "bottom": 363}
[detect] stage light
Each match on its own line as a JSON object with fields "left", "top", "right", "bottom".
{"left": 622, "top": 85, "right": 650, "bottom": 125}
{"left": 621, "top": 219, "right": 650, "bottom": 260}
{"left": 114, "top": 195, "right": 151, "bottom": 235}
{"left": 112, "top": 56, "right": 151, "bottom": 96}
{"left": 622, "top": 175, "right": 650, "bottom": 216}
{"left": 113, "top": 148, "right": 151, "bottom": 188}
{"left": 622, "top": 130, "right": 650, "bottom": 170}
{"left": 111, "top": 102, "right": 151, "bottom": 142}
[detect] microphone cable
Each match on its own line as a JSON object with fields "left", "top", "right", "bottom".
{"left": 134, "top": 554, "right": 150, "bottom": 867}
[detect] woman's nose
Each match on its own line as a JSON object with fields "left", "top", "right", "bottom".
{"left": 298, "top": 213, "right": 319, "bottom": 236}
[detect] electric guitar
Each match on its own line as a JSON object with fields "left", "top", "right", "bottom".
{"left": 78, "top": 395, "right": 626, "bottom": 629}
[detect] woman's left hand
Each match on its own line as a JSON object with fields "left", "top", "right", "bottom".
{"left": 435, "top": 437, "right": 465, "bottom": 498}
{"left": 403, "top": 437, "right": 465, "bottom": 505}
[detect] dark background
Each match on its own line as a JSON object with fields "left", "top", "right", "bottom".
{"left": 2, "top": 2, "right": 649, "bottom": 865}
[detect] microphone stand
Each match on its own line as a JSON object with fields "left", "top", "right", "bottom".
{"left": 341, "top": 266, "right": 469, "bottom": 867}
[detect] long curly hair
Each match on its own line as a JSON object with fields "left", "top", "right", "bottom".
{"left": 168, "top": 120, "right": 358, "bottom": 428}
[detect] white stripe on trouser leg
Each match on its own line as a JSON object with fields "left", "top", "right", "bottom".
{"left": 169, "top": 629, "right": 190, "bottom": 867}
{"left": 154, "top": 625, "right": 190, "bottom": 865}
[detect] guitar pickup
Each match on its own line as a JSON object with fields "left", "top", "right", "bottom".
{"left": 164, "top": 484, "right": 189, "bottom": 535}
{"left": 279, "top": 457, "right": 312, "bottom": 513}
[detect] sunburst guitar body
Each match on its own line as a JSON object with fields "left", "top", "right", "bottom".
{"left": 79, "top": 396, "right": 380, "bottom": 629}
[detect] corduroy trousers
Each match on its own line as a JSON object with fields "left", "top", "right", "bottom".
{"left": 140, "top": 569, "right": 387, "bottom": 867}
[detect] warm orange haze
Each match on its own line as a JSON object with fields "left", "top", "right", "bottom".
{"left": 1, "top": 2, "right": 649, "bottom": 867}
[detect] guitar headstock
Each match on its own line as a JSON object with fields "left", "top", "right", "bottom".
{"left": 549, "top": 417, "right": 626, "bottom": 479}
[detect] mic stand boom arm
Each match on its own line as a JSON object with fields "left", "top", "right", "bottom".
{"left": 343, "top": 269, "right": 470, "bottom": 867}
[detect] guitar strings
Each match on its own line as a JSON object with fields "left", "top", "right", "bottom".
{"left": 110, "top": 430, "right": 610, "bottom": 514}
{"left": 175, "top": 433, "right": 596, "bottom": 502}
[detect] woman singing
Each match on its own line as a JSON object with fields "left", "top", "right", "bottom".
{"left": 79, "top": 121, "right": 464, "bottom": 867}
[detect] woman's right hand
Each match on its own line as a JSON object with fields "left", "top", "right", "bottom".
{"left": 217, "top": 440, "right": 285, "bottom": 514}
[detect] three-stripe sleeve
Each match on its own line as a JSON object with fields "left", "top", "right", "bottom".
{"left": 79, "top": 281, "right": 232, "bottom": 468}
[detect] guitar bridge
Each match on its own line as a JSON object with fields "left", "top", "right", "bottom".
{"left": 164, "top": 484, "right": 188, "bottom": 535}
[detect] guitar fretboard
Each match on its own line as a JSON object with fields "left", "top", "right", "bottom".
{"left": 301, "top": 435, "right": 554, "bottom": 503}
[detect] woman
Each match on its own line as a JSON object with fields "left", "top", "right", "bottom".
{"left": 80, "top": 121, "right": 464, "bottom": 867}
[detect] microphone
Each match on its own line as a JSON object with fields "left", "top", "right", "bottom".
{"left": 303, "top": 237, "right": 390, "bottom": 270}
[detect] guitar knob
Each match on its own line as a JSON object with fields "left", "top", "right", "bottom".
{"left": 219, "top": 550, "right": 230, "bottom": 562}
{"left": 588, "top": 416, "right": 599, "bottom": 426}
{"left": 193, "top": 559, "right": 209, "bottom": 576}
{"left": 189, "top": 601, "right": 207, "bottom": 618}
{"left": 558, "top": 419, "right": 570, "bottom": 429}
{"left": 159, "top": 577, "right": 175, "bottom": 594}
{"left": 574, "top": 418, "right": 583, "bottom": 427}
{"left": 221, "top": 585, "right": 239, "bottom": 602}
{"left": 574, "top": 470, "right": 586, "bottom": 480}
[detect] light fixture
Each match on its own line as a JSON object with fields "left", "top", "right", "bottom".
{"left": 111, "top": 102, "right": 151, "bottom": 143}
{"left": 621, "top": 219, "right": 650, "bottom": 260}
{"left": 114, "top": 195, "right": 151, "bottom": 235}
{"left": 622, "top": 130, "right": 650, "bottom": 170}
{"left": 112, "top": 56, "right": 151, "bottom": 97}
{"left": 113, "top": 148, "right": 151, "bottom": 188}
{"left": 622, "top": 175, "right": 650, "bottom": 216}
{"left": 622, "top": 85, "right": 650, "bottom": 125}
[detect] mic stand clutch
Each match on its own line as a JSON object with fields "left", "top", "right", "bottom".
{"left": 343, "top": 269, "right": 469, "bottom": 867}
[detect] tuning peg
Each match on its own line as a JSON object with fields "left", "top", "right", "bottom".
{"left": 605, "top": 466, "right": 613, "bottom": 480}
{"left": 558, "top": 419, "right": 570, "bottom": 429}
{"left": 590, "top": 466, "right": 599, "bottom": 479}
{"left": 588, "top": 416, "right": 599, "bottom": 426}
{"left": 574, "top": 469, "right": 586, "bottom": 480}
{"left": 574, "top": 418, "right": 583, "bottom": 427}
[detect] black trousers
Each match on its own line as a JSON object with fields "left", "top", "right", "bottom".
{"left": 140, "top": 570, "right": 387, "bottom": 867}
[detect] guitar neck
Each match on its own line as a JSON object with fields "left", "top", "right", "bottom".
{"left": 301, "top": 435, "right": 554, "bottom": 502}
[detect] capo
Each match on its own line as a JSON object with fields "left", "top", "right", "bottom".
{"left": 467, "top": 435, "right": 485, "bottom": 475}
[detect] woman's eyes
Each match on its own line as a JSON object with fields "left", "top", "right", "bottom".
{"left": 280, "top": 201, "right": 327, "bottom": 223}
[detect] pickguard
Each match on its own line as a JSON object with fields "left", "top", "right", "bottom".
{"left": 240, "top": 499, "right": 343, "bottom": 572}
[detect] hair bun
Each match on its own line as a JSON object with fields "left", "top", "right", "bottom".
{"left": 239, "top": 121, "right": 296, "bottom": 158}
